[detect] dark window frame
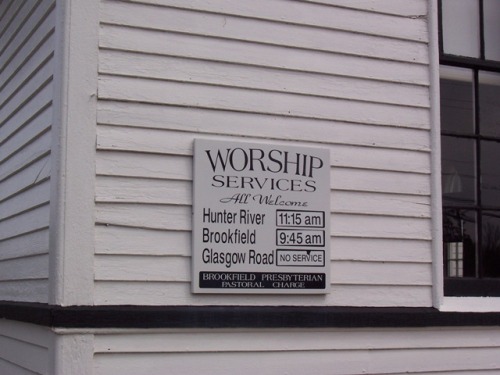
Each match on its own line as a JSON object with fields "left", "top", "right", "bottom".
{"left": 439, "top": 0, "right": 500, "bottom": 296}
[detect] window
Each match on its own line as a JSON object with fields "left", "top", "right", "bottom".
{"left": 439, "top": 0, "right": 500, "bottom": 296}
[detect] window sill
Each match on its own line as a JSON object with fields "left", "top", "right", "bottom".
{"left": 440, "top": 296, "right": 500, "bottom": 312}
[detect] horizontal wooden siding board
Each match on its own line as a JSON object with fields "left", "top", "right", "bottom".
{"left": 0, "top": 335, "right": 48, "bottom": 374}
{"left": 0, "top": 155, "right": 51, "bottom": 202}
{"left": 94, "top": 327, "right": 500, "bottom": 353}
{"left": 98, "top": 76, "right": 430, "bottom": 128}
{"left": 94, "top": 226, "right": 432, "bottom": 264}
{"left": 93, "top": 281, "right": 431, "bottom": 307}
{"left": 99, "top": 25, "right": 430, "bottom": 85}
{"left": 0, "top": 229, "right": 49, "bottom": 261}
{"left": 100, "top": 1, "right": 428, "bottom": 64}
{"left": 94, "top": 254, "right": 431, "bottom": 286}
{"left": 96, "top": 126, "right": 430, "bottom": 173}
{"left": 0, "top": 180, "right": 50, "bottom": 222}
{"left": 93, "top": 347, "right": 500, "bottom": 375}
{"left": 95, "top": 176, "right": 430, "bottom": 218}
{"left": 96, "top": 106, "right": 431, "bottom": 151}
{"left": 99, "top": 50, "right": 430, "bottom": 108}
{"left": 122, "top": 0, "right": 428, "bottom": 42}
{"left": 0, "top": 254, "right": 48, "bottom": 281}
{"left": 0, "top": 280, "right": 48, "bottom": 302}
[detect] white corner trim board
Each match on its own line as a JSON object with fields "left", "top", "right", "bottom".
{"left": 49, "top": 0, "right": 99, "bottom": 306}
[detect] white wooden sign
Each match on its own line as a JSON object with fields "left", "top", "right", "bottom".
{"left": 192, "top": 139, "right": 330, "bottom": 294}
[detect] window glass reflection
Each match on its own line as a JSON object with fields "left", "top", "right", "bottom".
{"left": 442, "top": 0, "right": 480, "bottom": 58}
{"left": 440, "top": 66, "right": 474, "bottom": 135}
{"left": 482, "top": 212, "right": 500, "bottom": 277}
{"left": 481, "top": 140, "right": 500, "bottom": 207}
{"left": 443, "top": 208, "right": 477, "bottom": 277}
{"left": 442, "top": 136, "right": 476, "bottom": 206}
{"left": 479, "top": 72, "right": 500, "bottom": 137}
{"left": 484, "top": 0, "right": 500, "bottom": 61}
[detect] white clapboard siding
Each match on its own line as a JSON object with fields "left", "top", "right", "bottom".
{"left": 0, "top": 229, "right": 49, "bottom": 261}
{"left": 0, "top": 32, "right": 54, "bottom": 105}
{"left": 0, "top": 1, "right": 55, "bottom": 89}
{"left": 93, "top": 327, "right": 500, "bottom": 375}
{"left": 97, "top": 104, "right": 431, "bottom": 151}
{"left": 100, "top": 25, "right": 430, "bottom": 86}
{"left": 308, "top": 0, "right": 428, "bottom": 17}
{"left": 95, "top": 177, "right": 430, "bottom": 218}
{"left": 95, "top": 203, "right": 430, "bottom": 241}
{"left": 333, "top": 237, "right": 432, "bottom": 263}
{"left": 95, "top": 176, "right": 192, "bottom": 205}
{"left": 96, "top": 203, "right": 189, "bottom": 231}
{"left": 96, "top": 151, "right": 192, "bottom": 181}
{"left": 95, "top": 225, "right": 190, "bottom": 256}
{"left": 94, "top": 281, "right": 431, "bottom": 307}
{"left": 0, "top": 58, "right": 54, "bottom": 127}
{"left": 94, "top": 347, "right": 500, "bottom": 375}
{"left": 0, "top": 2, "right": 35, "bottom": 53}
{"left": 0, "top": 320, "right": 50, "bottom": 375}
{"left": 0, "top": 180, "right": 51, "bottom": 223}
{"left": 333, "top": 214, "right": 431, "bottom": 240}
{"left": 95, "top": 225, "right": 432, "bottom": 264}
{"left": 95, "top": 0, "right": 434, "bottom": 307}
{"left": 99, "top": 76, "right": 430, "bottom": 128}
{"left": 0, "top": 83, "right": 53, "bottom": 144}
{"left": 94, "top": 255, "right": 430, "bottom": 286}
{"left": 96, "top": 125, "right": 430, "bottom": 173}
{"left": 0, "top": 280, "right": 49, "bottom": 302}
{"left": 94, "top": 327, "right": 500, "bottom": 353}
{"left": 0, "top": 254, "right": 49, "bottom": 282}
{"left": 332, "top": 168, "right": 430, "bottom": 196}
{"left": 0, "top": 132, "right": 52, "bottom": 182}
{"left": 0, "top": 155, "right": 51, "bottom": 202}
{"left": 125, "top": 0, "right": 428, "bottom": 42}
{"left": 0, "top": 0, "right": 55, "bottom": 303}
{"left": 333, "top": 191, "right": 431, "bottom": 218}
{"left": 96, "top": 127, "right": 431, "bottom": 177}
{"left": 100, "top": 1, "right": 428, "bottom": 64}
{"left": 100, "top": 51, "right": 430, "bottom": 109}
{"left": 0, "top": 204, "right": 51, "bottom": 241}
{"left": 0, "top": 105, "right": 52, "bottom": 162}
{"left": 0, "top": 1, "right": 54, "bottom": 67}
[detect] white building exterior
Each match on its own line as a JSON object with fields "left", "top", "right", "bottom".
{"left": 1, "top": 0, "right": 500, "bottom": 373}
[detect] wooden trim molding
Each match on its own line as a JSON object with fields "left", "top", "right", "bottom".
{"left": 1, "top": 302, "right": 500, "bottom": 329}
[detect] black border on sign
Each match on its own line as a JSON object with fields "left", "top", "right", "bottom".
{"left": 276, "top": 210, "right": 325, "bottom": 228}
{"left": 276, "top": 249, "right": 326, "bottom": 267}
{"left": 1, "top": 301, "right": 500, "bottom": 328}
{"left": 276, "top": 229, "right": 325, "bottom": 247}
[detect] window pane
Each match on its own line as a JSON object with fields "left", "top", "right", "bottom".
{"left": 440, "top": 66, "right": 474, "bottom": 135}
{"left": 442, "top": 0, "right": 480, "bottom": 58}
{"left": 443, "top": 208, "right": 477, "bottom": 277}
{"left": 442, "top": 136, "right": 476, "bottom": 206}
{"left": 483, "top": 0, "right": 500, "bottom": 61}
{"left": 482, "top": 211, "right": 500, "bottom": 277}
{"left": 479, "top": 71, "right": 500, "bottom": 137}
{"left": 481, "top": 140, "right": 500, "bottom": 207}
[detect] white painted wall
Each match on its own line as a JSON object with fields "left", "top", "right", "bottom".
{"left": 0, "top": 0, "right": 56, "bottom": 302}
{"left": 1, "top": 1, "right": 500, "bottom": 375}
{"left": 0, "top": 320, "right": 51, "bottom": 375}
{"left": 95, "top": 0, "right": 433, "bottom": 306}
{"left": 0, "top": 320, "right": 94, "bottom": 375}
{"left": 92, "top": 327, "right": 500, "bottom": 375}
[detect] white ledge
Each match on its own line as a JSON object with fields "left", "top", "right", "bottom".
{"left": 439, "top": 297, "right": 500, "bottom": 312}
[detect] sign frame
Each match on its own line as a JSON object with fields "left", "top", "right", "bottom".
{"left": 192, "top": 138, "right": 331, "bottom": 294}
